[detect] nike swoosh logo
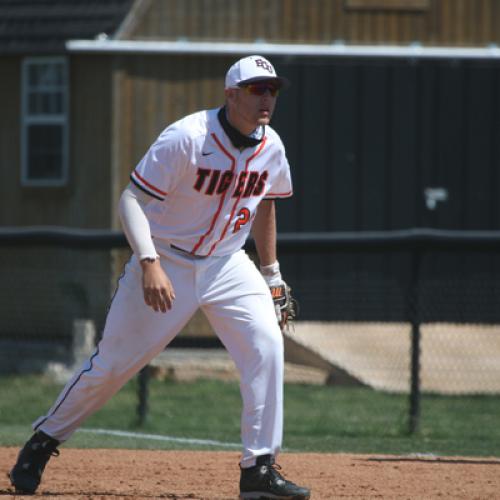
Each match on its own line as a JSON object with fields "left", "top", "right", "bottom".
{"left": 202, "top": 151, "right": 214, "bottom": 156}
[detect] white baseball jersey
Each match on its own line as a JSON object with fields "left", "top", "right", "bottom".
{"left": 130, "top": 107, "right": 293, "bottom": 257}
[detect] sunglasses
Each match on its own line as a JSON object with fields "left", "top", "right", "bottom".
{"left": 241, "top": 83, "right": 280, "bottom": 97}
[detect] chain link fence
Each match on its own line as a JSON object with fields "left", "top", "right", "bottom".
{"left": 1, "top": 227, "right": 499, "bottom": 431}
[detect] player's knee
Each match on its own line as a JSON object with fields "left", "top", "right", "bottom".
{"left": 258, "top": 326, "right": 284, "bottom": 362}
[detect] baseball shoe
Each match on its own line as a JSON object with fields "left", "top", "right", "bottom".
{"left": 239, "top": 454, "right": 311, "bottom": 499}
{"left": 9, "top": 430, "right": 60, "bottom": 494}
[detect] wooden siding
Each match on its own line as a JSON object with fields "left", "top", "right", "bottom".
{"left": 124, "top": 0, "right": 500, "bottom": 47}
{"left": 0, "top": 55, "right": 113, "bottom": 228}
{"left": 0, "top": 55, "right": 114, "bottom": 340}
{"left": 71, "top": 56, "right": 114, "bottom": 228}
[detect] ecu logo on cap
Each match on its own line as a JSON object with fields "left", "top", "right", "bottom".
{"left": 255, "top": 58, "right": 274, "bottom": 74}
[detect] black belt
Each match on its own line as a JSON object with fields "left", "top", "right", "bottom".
{"left": 171, "top": 244, "right": 208, "bottom": 259}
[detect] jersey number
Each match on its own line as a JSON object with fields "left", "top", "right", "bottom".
{"left": 234, "top": 208, "right": 251, "bottom": 233}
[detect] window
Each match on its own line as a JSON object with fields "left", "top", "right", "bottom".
{"left": 21, "top": 57, "right": 69, "bottom": 186}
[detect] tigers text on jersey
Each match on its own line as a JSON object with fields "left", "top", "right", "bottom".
{"left": 130, "top": 107, "right": 293, "bottom": 257}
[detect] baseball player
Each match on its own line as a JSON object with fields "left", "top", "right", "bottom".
{"left": 9, "top": 55, "right": 310, "bottom": 500}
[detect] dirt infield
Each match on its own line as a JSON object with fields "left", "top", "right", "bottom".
{"left": 1, "top": 448, "right": 499, "bottom": 499}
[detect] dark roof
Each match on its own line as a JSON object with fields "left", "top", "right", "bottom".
{"left": 0, "top": 0, "right": 134, "bottom": 54}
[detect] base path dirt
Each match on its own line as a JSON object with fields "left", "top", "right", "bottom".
{"left": 0, "top": 448, "right": 499, "bottom": 499}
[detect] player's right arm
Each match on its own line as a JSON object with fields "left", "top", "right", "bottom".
{"left": 119, "top": 184, "right": 176, "bottom": 313}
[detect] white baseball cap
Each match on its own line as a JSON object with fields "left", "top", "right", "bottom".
{"left": 225, "top": 55, "right": 289, "bottom": 89}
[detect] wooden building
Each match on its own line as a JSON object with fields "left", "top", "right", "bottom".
{"left": 1, "top": 0, "right": 500, "bottom": 344}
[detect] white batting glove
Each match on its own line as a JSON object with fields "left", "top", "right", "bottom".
{"left": 260, "top": 261, "right": 283, "bottom": 287}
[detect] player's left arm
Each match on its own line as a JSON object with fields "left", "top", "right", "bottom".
{"left": 251, "top": 199, "right": 277, "bottom": 267}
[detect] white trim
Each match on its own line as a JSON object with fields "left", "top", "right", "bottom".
{"left": 66, "top": 39, "right": 500, "bottom": 59}
{"left": 21, "top": 56, "right": 69, "bottom": 187}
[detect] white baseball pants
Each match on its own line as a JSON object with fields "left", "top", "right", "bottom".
{"left": 33, "top": 247, "right": 284, "bottom": 467}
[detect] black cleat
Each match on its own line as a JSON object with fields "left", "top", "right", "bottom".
{"left": 240, "top": 454, "right": 311, "bottom": 499}
{"left": 9, "top": 431, "right": 60, "bottom": 494}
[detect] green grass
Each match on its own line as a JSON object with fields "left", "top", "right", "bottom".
{"left": 1, "top": 374, "right": 499, "bottom": 457}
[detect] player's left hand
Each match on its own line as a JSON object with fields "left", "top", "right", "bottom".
{"left": 269, "top": 282, "right": 298, "bottom": 332}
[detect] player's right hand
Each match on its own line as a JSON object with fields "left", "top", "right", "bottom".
{"left": 140, "top": 258, "right": 176, "bottom": 313}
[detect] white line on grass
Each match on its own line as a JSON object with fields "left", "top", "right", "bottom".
{"left": 78, "top": 428, "right": 241, "bottom": 448}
